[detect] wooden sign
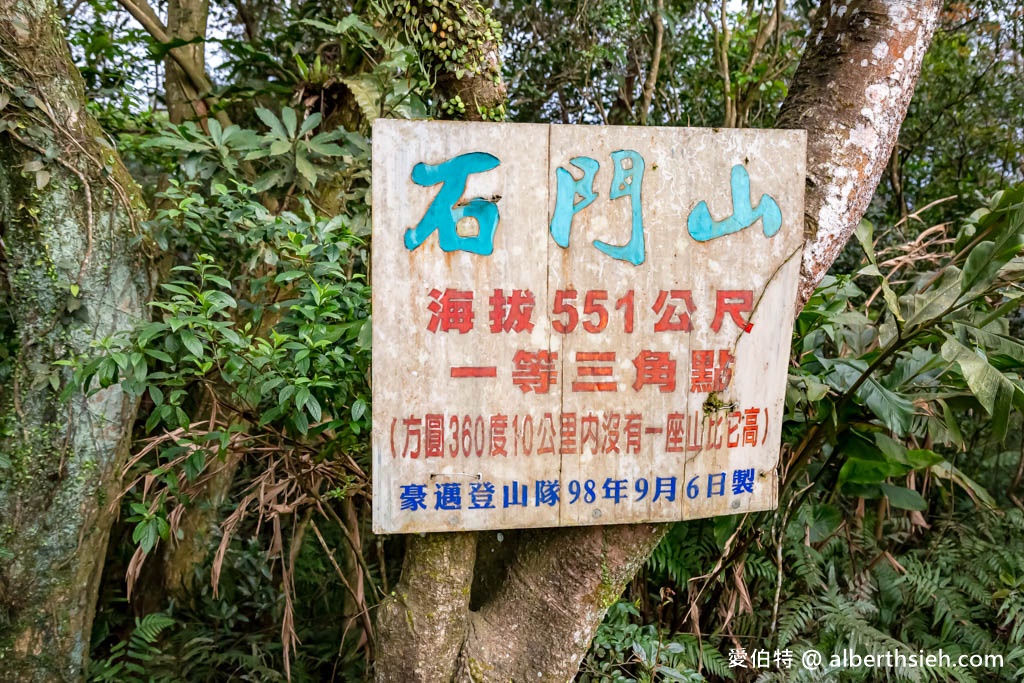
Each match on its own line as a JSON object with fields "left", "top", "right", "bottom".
{"left": 371, "top": 120, "right": 805, "bottom": 534}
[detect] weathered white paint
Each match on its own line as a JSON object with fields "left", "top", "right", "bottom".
{"left": 372, "top": 120, "right": 805, "bottom": 533}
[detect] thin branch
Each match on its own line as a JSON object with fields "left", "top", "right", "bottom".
{"left": 704, "top": 0, "right": 734, "bottom": 127}
{"left": 310, "top": 518, "right": 376, "bottom": 660}
{"left": 115, "top": 0, "right": 231, "bottom": 128}
{"left": 742, "top": 0, "right": 783, "bottom": 75}
{"left": 639, "top": 0, "right": 664, "bottom": 125}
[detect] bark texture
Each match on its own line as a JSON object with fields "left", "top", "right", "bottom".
{"left": 374, "top": 1, "right": 942, "bottom": 681}
{"left": 164, "top": 0, "right": 210, "bottom": 124}
{"left": 778, "top": 0, "right": 941, "bottom": 308}
{"left": 0, "top": 0, "right": 149, "bottom": 678}
{"left": 116, "top": 0, "right": 229, "bottom": 129}
{"left": 375, "top": 533, "right": 477, "bottom": 681}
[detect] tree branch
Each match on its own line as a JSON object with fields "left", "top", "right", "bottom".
{"left": 706, "top": 0, "right": 735, "bottom": 127}
{"left": 777, "top": 0, "right": 942, "bottom": 308}
{"left": 639, "top": 0, "right": 664, "bottom": 125}
{"left": 115, "top": 0, "right": 230, "bottom": 128}
{"left": 164, "top": 0, "right": 209, "bottom": 124}
{"left": 742, "top": 0, "right": 783, "bottom": 76}
{"left": 463, "top": 524, "right": 666, "bottom": 681}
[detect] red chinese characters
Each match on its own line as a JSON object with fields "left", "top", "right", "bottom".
{"left": 426, "top": 288, "right": 754, "bottom": 335}
{"left": 711, "top": 290, "right": 754, "bottom": 333}
{"left": 572, "top": 352, "right": 617, "bottom": 392}
{"left": 489, "top": 289, "right": 536, "bottom": 333}
{"left": 389, "top": 407, "right": 768, "bottom": 458}
{"left": 427, "top": 288, "right": 474, "bottom": 333}
{"left": 632, "top": 351, "right": 677, "bottom": 393}
{"left": 512, "top": 350, "right": 558, "bottom": 393}
{"left": 689, "top": 349, "right": 734, "bottom": 393}
{"left": 652, "top": 290, "right": 696, "bottom": 332}
{"left": 431, "top": 287, "right": 752, "bottom": 396}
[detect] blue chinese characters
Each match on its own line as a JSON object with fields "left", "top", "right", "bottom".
{"left": 550, "top": 150, "right": 647, "bottom": 265}
{"left": 402, "top": 153, "right": 783, "bottom": 261}
{"left": 687, "top": 164, "right": 782, "bottom": 242}
{"left": 404, "top": 152, "right": 501, "bottom": 255}
{"left": 397, "top": 469, "right": 757, "bottom": 515}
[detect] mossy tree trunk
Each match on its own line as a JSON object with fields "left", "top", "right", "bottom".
{"left": 374, "top": 1, "right": 941, "bottom": 681}
{"left": 0, "top": 0, "right": 150, "bottom": 678}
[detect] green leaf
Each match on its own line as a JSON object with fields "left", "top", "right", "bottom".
{"left": 184, "top": 449, "right": 206, "bottom": 481}
{"left": 281, "top": 107, "right": 298, "bottom": 138}
{"left": 295, "top": 385, "right": 310, "bottom": 410}
{"left": 160, "top": 282, "right": 194, "bottom": 297}
{"left": 180, "top": 329, "right": 203, "bottom": 358}
{"left": 930, "top": 461, "right": 998, "bottom": 509}
{"left": 840, "top": 458, "right": 893, "bottom": 485}
{"left": 839, "top": 433, "right": 909, "bottom": 484}
{"left": 295, "top": 152, "right": 318, "bottom": 185}
{"left": 859, "top": 378, "right": 913, "bottom": 435}
{"left": 961, "top": 240, "right": 997, "bottom": 293}
{"left": 207, "top": 117, "right": 223, "bottom": 146}
{"left": 874, "top": 433, "right": 909, "bottom": 466}
{"left": 855, "top": 220, "right": 903, "bottom": 321}
{"left": 941, "top": 337, "right": 1018, "bottom": 439}
{"left": 144, "top": 348, "right": 173, "bottom": 363}
{"left": 255, "top": 107, "right": 288, "bottom": 139}
{"left": 956, "top": 322, "right": 1024, "bottom": 363}
{"left": 341, "top": 76, "right": 381, "bottom": 123}
{"left": 959, "top": 202, "right": 1024, "bottom": 298}
{"left": 351, "top": 398, "right": 367, "bottom": 421}
{"left": 299, "top": 112, "right": 322, "bottom": 136}
{"left": 356, "top": 317, "right": 372, "bottom": 350}
{"left": 902, "top": 267, "right": 962, "bottom": 328}
{"left": 306, "top": 394, "right": 322, "bottom": 422}
{"left": 275, "top": 270, "right": 307, "bottom": 283}
{"left": 806, "top": 504, "right": 842, "bottom": 543}
{"left": 906, "top": 449, "right": 943, "bottom": 469}
{"left": 828, "top": 360, "right": 914, "bottom": 435}
{"left": 145, "top": 406, "right": 165, "bottom": 432}
{"left": 659, "top": 667, "right": 689, "bottom": 681}
{"left": 269, "top": 139, "right": 291, "bottom": 156}
{"left": 307, "top": 139, "right": 344, "bottom": 156}
{"left": 292, "top": 409, "right": 309, "bottom": 435}
{"left": 133, "top": 519, "right": 159, "bottom": 554}
{"left": 880, "top": 483, "right": 927, "bottom": 511}
{"left": 938, "top": 399, "right": 964, "bottom": 449}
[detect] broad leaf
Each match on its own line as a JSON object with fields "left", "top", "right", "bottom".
{"left": 941, "top": 336, "right": 1018, "bottom": 439}
{"left": 880, "top": 483, "right": 927, "bottom": 511}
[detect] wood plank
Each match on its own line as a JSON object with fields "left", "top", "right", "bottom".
{"left": 371, "top": 119, "right": 805, "bottom": 534}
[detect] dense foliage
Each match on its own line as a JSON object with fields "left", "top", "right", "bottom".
{"left": 2, "top": 0, "right": 1021, "bottom": 680}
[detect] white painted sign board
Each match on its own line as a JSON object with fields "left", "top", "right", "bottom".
{"left": 371, "top": 120, "right": 805, "bottom": 534}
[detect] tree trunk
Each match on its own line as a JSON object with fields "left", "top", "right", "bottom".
{"left": 0, "top": 0, "right": 149, "bottom": 678}
{"left": 400, "top": 0, "right": 506, "bottom": 121}
{"left": 164, "top": 0, "right": 209, "bottom": 124}
{"left": 778, "top": 0, "right": 940, "bottom": 308}
{"left": 374, "top": 1, "right": 941, "bottom": 680}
